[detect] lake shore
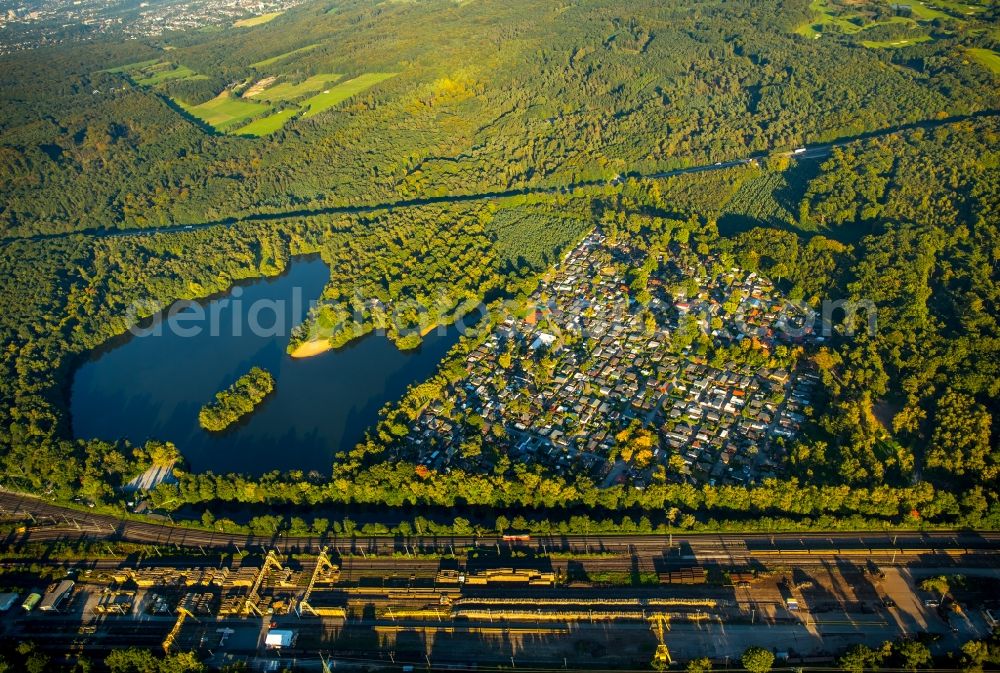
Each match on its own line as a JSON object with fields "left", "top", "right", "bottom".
{"left": 289, "top": 339, "right": 332, "bottom": 358}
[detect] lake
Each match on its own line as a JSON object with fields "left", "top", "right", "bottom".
{"left": 70, "top": 257, "right": 460, "bottom": 475}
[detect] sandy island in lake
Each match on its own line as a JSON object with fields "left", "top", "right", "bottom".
{"left": 290, "top": 340, "right": 332, "bottom": 358}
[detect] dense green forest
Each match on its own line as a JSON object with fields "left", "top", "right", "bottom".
{"left": 1, "top": 0, "right": 998, "bottom": 236}
{"left": 0, "top": 0, "right": 997, "bottom": 531}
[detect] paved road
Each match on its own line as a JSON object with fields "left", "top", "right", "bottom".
{"left": 3, "top": 110, "right": 996, "bottom": 245}
{"left": 3, "top": 491, "right": 998, "bottom": 562}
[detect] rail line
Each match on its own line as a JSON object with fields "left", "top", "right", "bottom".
{"left": 3, "top": 492, "right": 998, "bottom": 566}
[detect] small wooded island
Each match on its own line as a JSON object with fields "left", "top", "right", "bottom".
{"left": 198, "top": 367, "right": 275, "bottom": 432}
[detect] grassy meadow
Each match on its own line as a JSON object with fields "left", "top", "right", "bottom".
{"left": 177, "top": 93, "right": 270, "bottom": 132}
{"left": 250, "top": 44, "right": 321, "bottom": 69}
{"left": 252, "top": 73, "right": 343, "bottom": 101}
{"left": 234, "top": 11, "right": 283, "bottom": 28}
{"left": 300, "top": 73, "right": 397, "bottom": 118}
{"left": 134, "top": 63, "right": 203, "bottom": 86}
{"left": 967, "top": 47, "right": 1000, "bottom": 74}
{"left": 234, "top": 108, "right": 300, "bottom": 136}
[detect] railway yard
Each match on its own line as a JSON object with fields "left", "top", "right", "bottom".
{"left": 0, "top": 493, "right": 999, "bottom": 669}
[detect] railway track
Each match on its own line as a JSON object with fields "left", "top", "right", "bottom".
{"left": 3, "top": 491, "right": 999, "bottom": 565}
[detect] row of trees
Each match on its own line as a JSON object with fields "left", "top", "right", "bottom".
{"left": 149, "top": 462, "right": 995, "bottom": 526}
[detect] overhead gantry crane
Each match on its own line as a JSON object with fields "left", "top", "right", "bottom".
{"left": 649, "top": 613, "right": 672, "bottom": 670}
{"left": 163, "top": 603, "right": 195, "bottom": 653}
{"left": 243, "top": 549, "right": 284, "bottom": 617}
{"left": 296, "top": 546, "right": 340, "bottom": 617}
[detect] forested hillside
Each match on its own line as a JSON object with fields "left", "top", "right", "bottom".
{"left": 0, "top": 0, "right": 997, "bottom": 531}
{"left": 1, "top": 0, "right": 997, "bottom": 236}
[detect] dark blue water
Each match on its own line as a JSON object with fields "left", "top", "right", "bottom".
{"left": 71, "top": 258, "right": 459, "bottom": 475}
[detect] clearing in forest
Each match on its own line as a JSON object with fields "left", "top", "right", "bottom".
{"left": 907, "top": 2, "right": 950, "bottom": 20}
{"left": 967, "top": 47, "right": 1000, "bottom": 74}
{"left": 923, "top": 0, "right": 987, "bottom": 16}
{"left": 794, "top": 0, "right": 932, "bottom": 39}
{"left": 135, "top": 63, "right": 203, "bottom": 86}
{"left": 234, "top": 108, "right": 300, "bottom": 136}
{"left": 300, "top": 72, "right": 398, "bottom": 118}
{"left": 253, "top": 73, "right": 344, "bottom": 101}
{"left": 251, "top": 44, "right": 321, "bottom": 69}
{"left": 861, "top": 35, "right": 932, "bottom": 48}
{"left": 234, "top": 11, "right": 283, "bottom": 28}
{"left": 242, "top": 76, "right": 278, "bottom": 98}
{"left": 176, "top": 92, "right": 270, "bottom": 132}
{"left": 106, "top": 59, "right": 204, "bottom": 85}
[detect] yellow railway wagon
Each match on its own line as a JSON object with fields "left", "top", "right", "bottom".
{"left": 435, "top": 570, "right": 462, "bottom": 584}
{"left": 375, "top": 624, "right": 573, "bottom": 636}
{"left": 386, "top": 590, "right": 457, "bottom": 600}
{"left": 645, "top": 598, "right": 718, "bottom": 608}
{"left": 453, "top": 609, "right": 649, "bottom": 622}
{"left": 463, "top": 569, "right": 556, "bottom": 585}
{"left": 384, "top": 608, "right": 448, "bottom": 620}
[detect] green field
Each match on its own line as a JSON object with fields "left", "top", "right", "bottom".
{"left": 924, "top": 0, "right": 987, "bottom": 15}
{"left": 233, "top": 108, "right": 300, "bottom": 136}
{"left": 795, "top": 0, "right": 941, "bottom": 39}
{"left": 234, "top": 11, "right": 283, "bottom": 27}
{"left": 861, "top": 35, "right": 932, "bottom": 48}
{"left": 103, "top": 59, "right": 203, "bottom": 85}
{"left": 254, "top": 73, "right": 343, "bottom": 102}
{"left": 967, "top": 47, "right": 1000, "bottom": 74}
{"left": 300, "top": 73, "right": 398, "bottom": 118}
{"left": 794, "top": 0, "right": 863, "bottom": 38}
{"left": 176, "top": 92, "right": 271, "bottom": 131}
{"left": 134, "top": 63, "right": 202, "bottom": 86}
{"left": 250, "top": 44, "right": 320, "bottom": 69}
{"left": 907, "top": 2, "right": 950, "bottom": 20}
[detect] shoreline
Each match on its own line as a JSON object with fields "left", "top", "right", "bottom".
{"left": 290, "top": 321, "right": 447, "bottom": 358}
{"left": 289, "top": 339, "right": 332, "bottom": 358}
